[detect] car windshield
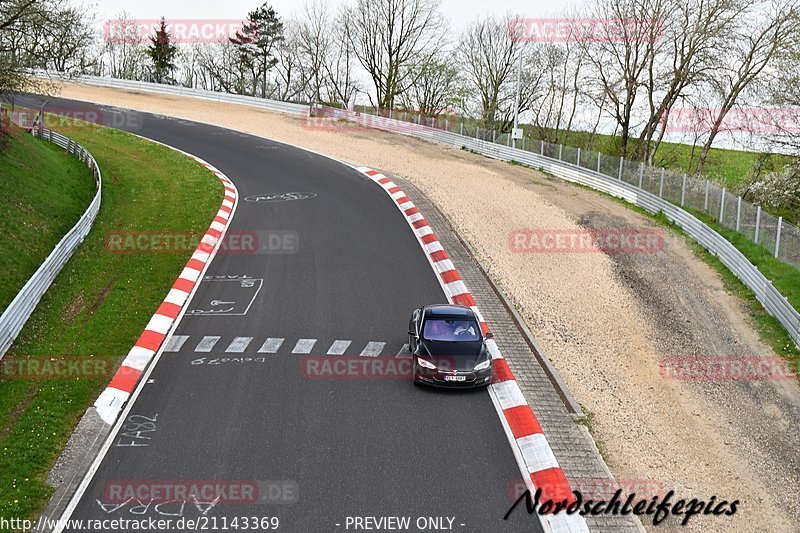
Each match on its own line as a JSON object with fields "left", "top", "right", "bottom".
{"left": 422, "top": 318, "right": 481, "bottom": 342}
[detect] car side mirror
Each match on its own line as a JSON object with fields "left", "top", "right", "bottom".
{"left": 485, "top": 332, "right": 494, "bottom": 340}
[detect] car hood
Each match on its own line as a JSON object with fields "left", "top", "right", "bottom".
{"left": 419, "top": 339, "right": 484, "bottom": 371}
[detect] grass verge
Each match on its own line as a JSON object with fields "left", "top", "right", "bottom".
{"left": 0, "top": 127, "right": 96, "bottom": 311}
{"left": 0, "top": 119, "right": 222, "bottom": 525}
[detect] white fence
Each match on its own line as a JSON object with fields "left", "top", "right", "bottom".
{"left": 0, "top": 128, "right": 102, "bottom": 358}
{"left": 33, "top": 73, "right": 800, "bottom": 348}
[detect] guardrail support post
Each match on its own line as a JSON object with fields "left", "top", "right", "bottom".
{"left": 597, "top": 152, "right": 601, "bottom": 173}
{"left": 735, "top": 197, "right": 742, "bottom": 232}
{"left": 638, "top": 163, "right": 644, "bottom": 188}
{"left": 755, "top": 206, "right": 761, "bottom": 243}
{"left": 492, "top": 130, "right": 496, "bottom": 143}
{"left": 680, "top": 174, "right": 686, "bottom": 206}
{"left": 618, "top": 157, "right": 623, "bottom": 180}
{"left": 460, "top": 122, "right": 463, "bottom": 136}
{"left": 577, "top": 147, "right": 581, "bottom": 166}
{"left": 704, "top": 180, "right": 710, "bottom": 212}
{"left": 658, "top": 168, "right": 664, "bottom": 197}
{"left": 540, "top": 140, "right": 544, "bottom": 155}
{"left": 522, "top": 137, "right": 526, "bottom": 151}
{"left": 558, "top": 144, "right": 563, "bottom": 160}
{"left": 719, "top": 188, "right": 726, "bottom": 222}
{"left": 775, "top": 217, "right": 783, "bottom": 259}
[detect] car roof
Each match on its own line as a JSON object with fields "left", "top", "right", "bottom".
{"left": 423, "top": 304, "right": 475, "bottom": 319}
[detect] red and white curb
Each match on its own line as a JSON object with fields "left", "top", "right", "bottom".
{"left": 93, "top": 148, "right": 237, "bottom": 425}
{"left": 355, "top": 166, "right": 589, "bottom": 533}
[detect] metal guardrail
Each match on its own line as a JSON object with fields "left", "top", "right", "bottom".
{"left": 0, "top": 128, "right": 102, "bottom": 358}
{"left": 38, "top": 73, "right": 799, "bottom": 348}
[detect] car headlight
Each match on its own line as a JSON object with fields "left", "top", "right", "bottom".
{"left": 474, "top": 359, "right": 491, "bottom": 371}
{"left": 417, "top": 357, "right": 437, "bottom": 370}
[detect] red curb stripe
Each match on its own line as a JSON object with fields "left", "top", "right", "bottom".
{"left": 420, "top": 234, "right": 438, "bottom": 245}
{"left": 207, "top": 228, "right": 222, "bottom": 239}
{"left": 405, "top": 207, "right": 420, "bottom": 216}
{"left": 213, "top": 216, "right": 227, "bottom": 225}
{"left": 395, "top": 196, "right": 410, "bottom": 205}
{"left": 135, "top": 330, "right": 166, "bottom": 352}
{"left": 198, "top": 242, "right": 214, "bottom": 254}
{"left": 220, "top": 205, "right": 233, "bottom": 214}
{"left": 156, "top": 302, "right": 182, "bottom": 319}
{"left": 412, "top": 219, "right": 429, "bottom": 229}
{"left": 492, "top": 358, "right": 514, "bottom": 382}
{"left": 504, "top": 405, "right": 544, "bottom": 439}
{"left": 186, "top": 258, "right": 206, "bottom": 272}
{"left": 440, "top": 270, "right": 462, "bottom": 284}
{"left": 108, "top": 366, "right": 142, "bottom": 393}
{"left": 429, "top": 250, "right": 449, "bottom": 262}
{"left": 365, "top": 169, "right": 380, "bottom": 176}
{"left": 451, "top": 293, "right": 476, "bottom": 307}
{"left": 388, "top": 186, "right": 402, "bottom": 194}
{"left": 173, "top": 277, "right": 195, "bottom": 293}
{"left": 530, "top": 468, "right": 576, "bottom": 506}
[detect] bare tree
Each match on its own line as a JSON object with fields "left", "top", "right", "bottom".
{"left": 102, "top": 11, "right": 147, "bottom": 80}
{"left": 694, "top": 0, "right": 800, "bottom": 173}
{"left": 399, "top": 51, "right": 462, "bottom": 117}
{"left": 457, "top": 14, "right": 521, "bottom": 128}
{"left": 343, "top": 0, "right": 446, "bottom": 109}
{"left": 636, "top": 0, "right": 745, "bottom": 164}
{"left": 585, "top": 0, "right": 668, "bottom": 156}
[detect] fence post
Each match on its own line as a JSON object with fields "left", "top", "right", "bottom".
{"left": 735, "top": 197, "right": 742, "bottom": 232}
{"left": 703, "top": 180, "right": 710, "bottom": 212}
{"left": 658, "top": 168, "right": 664, "bottom": 197}
{"left": 754, "top": 206, "right": 761, "bottom": 243}
{"left": 577, "top": 147, "right": 581, "bottom": 166}
{"left": 638, "top": 163, "right": 644, "bottom": 188}
{"left": 618, "top": 157, "right": 623, "bottom": 180}
{"left": 558, "top": 144, "right": 563, "bottom": 160}
{"left": 522, "top": 137, "right": 526, "bottom": 151}
{"left": 492, "top": 130, "right": 496, "bottom": 143}
{"left": 445, "top": 118, "right": 449, "bottom": 131}
{"left": 476, "top": 127, "right": 479, "bottom": 140}
{"left": 719, "top": 187, "right": 726, "bottom": 222}
{"left": 460, "top": 122, "right": 463, "bottom": 136}
{"left": 540, "top": 140, "right": 544, "bottom": 155}
{"left": 774, "top": 217, "right": 783, "bottom": 259}
{"left": 597, "top": 152, "right": 601, "bottom": 173}
{"left": 680, "top": 174, "right": 686, "bottom": 206}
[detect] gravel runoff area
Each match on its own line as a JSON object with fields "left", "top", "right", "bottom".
{"left": 56, "top": 83, "right": 800, "bottom": 532}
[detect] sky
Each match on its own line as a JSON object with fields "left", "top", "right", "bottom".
{"left": 94, "top": 0, "right": 585, "bottom": 32}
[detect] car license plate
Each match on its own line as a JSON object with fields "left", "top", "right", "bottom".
{"left": 444, "top": 375, "right": 466, "bottom": 382}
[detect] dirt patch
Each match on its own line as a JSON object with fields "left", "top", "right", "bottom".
{"left": 56, "top": 83, "right": 800, "bottom": 532}
{"left": 0, "top": 385, "right": 37, "bottom": 439}
{"left": 62, "top": 291, "right": 85, "bottom": 326}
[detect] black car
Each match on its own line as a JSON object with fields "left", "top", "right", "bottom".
{"left": 408, "top": 304, "right": 493, "bottom": 388}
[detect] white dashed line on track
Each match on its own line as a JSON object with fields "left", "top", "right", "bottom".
{"left": 195, "top": 336, "right": 220, "bottom": 353}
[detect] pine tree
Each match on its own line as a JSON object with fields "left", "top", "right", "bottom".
{"left": 146, "top": 17, "right": 177, "bottom": 84}
{"left": 230, "top": 3, "right": 284, "bottom": 98}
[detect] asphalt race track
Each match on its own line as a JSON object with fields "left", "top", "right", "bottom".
{"left": 20, "top": 95, "right": 544, "bottom": 533}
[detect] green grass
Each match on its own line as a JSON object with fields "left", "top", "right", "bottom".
{"left": 522, "top": 126, "right": 794, "bottom": 191}
{"left": 0, "top": 127, "right": 96, "bottom": 312}
{"left": 0, "top": 118, "right": 222, "bottom": 526}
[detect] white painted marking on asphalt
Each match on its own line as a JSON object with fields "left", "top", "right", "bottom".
{"left": 360, "top": 342, "right": 385, "bottom": 357}
{"left": 396, "top": 344, "right": 411, "bottom": 359}
{"left": 292, "top": 339, "right": 317, "bottom": 354}
{"left": 327, "top": 340, "right": 351, "bottom": 355}
{"left": 258, "top": 338, "right": 284, "bottom": 353}
{"left": 226, "top": 336, "right": 253, "bottom": 353}
{"left": 195, "top": 336, "right": 220, "bottom": 353}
